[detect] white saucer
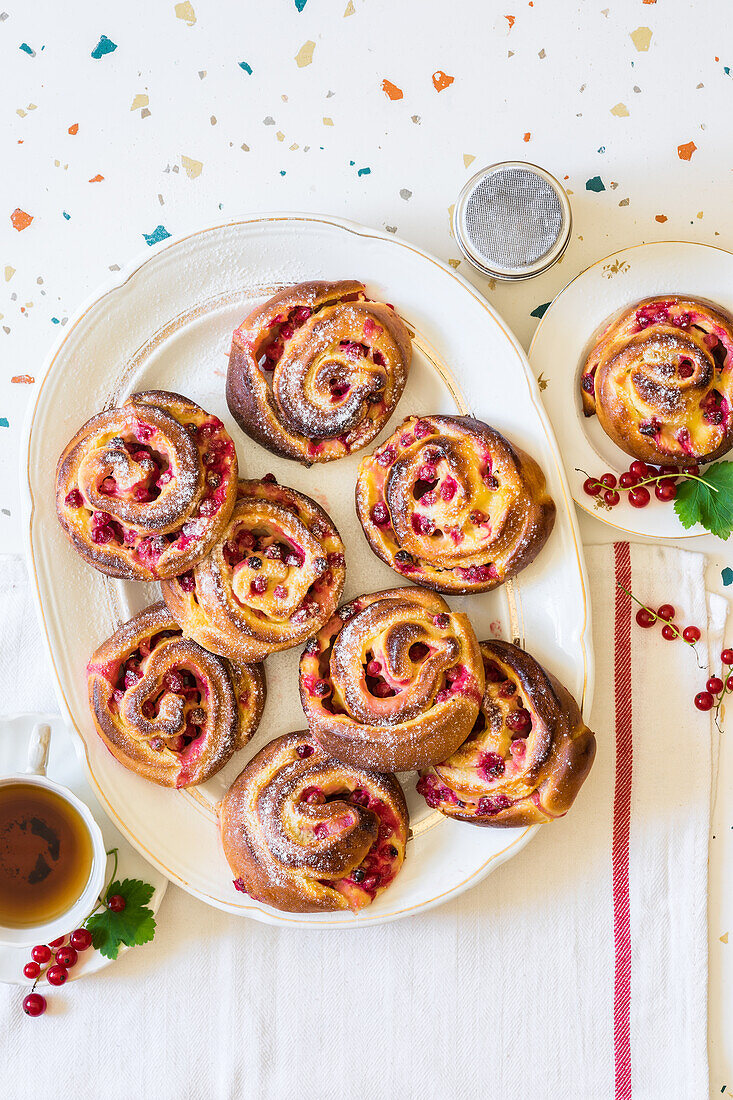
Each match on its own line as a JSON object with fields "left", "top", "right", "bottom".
{"left": 0, "top": 714, "right": 168, "bottom": 986}
{"left": 529, "top": 241, "right": 733, "bottom": 538}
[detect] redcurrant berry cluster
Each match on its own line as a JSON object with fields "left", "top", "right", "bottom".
{"left": 21, "top": 927, "right": 93, "bottom": 1017}
{"left": 621, "top": 582, "right": 702, "bottom": 658}
{"left": 20, "top": 847, "right": 131, "bottom": 1018}
{"left": 626, "top": 583, "right": 732, "bottom": 722}
{"left": 694, "top": 649, "right": 733, "bottom": 714}
{"left": 580, "top": 460, "right": 701, "bottom": 510}
{"left": 633, "top": 600, "right": 701, "bottom": 646}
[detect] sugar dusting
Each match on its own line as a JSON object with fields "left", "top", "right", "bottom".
{"left": 87, "top": 601, "right": 263, "bottom": 787}
{"left": 420, "top": 640, "right": 595, "bottom": 826}
{"left": 356, "top": 414, "right": 555, "bottom": 595}
{"left": 220, "top": 731, "right": 408, "bottom": 912}
{"left": 299, "top": 588, "right": 484, "bottom": 771}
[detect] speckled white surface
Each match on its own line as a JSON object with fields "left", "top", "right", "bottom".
{"left": 2, "top": 0, "right": 733, "bottom": 1092}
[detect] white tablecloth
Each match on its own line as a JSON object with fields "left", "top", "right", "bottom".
{"left": 2, "top": 547, "right": 726, "bottom": 1099}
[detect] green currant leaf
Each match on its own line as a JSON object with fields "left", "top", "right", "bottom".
{"left": 105, "top": 878, "right": 155, "bottom": 909}
{"left": 85, "top": 877, "right": 157, "bottom": 960}
{"left": 674, "top": 462, "right": 733, "bottom": 540}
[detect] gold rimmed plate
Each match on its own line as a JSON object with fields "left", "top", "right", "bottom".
{"left": 529, "top": 240, "right": 733, "bottom": 538}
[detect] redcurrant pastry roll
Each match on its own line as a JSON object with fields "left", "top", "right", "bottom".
{"left": 580, "top": 295, "right": 733, "bottom": 466}
{"left": 87, "top": 602, "right": 265, "bottom": 788}
{"left": 56, "top": 390, "right": 238, "bottom": 581}
{"left": 161, "top": 477, "right": 346, "bottom": 663}
{"left": 355, "top": 414, "right": 556, "bottom": 595}
{"left": 417, "top": 640, "right": 595, "bottom": 827}
{"left": 225, "top": 280, "right": 412, "bottom": 464}
{"left": 220, "top": 731, "right": 408, "bottom": 913}
{"left": 299, "top": 587, "right": 485, "bottom": 772}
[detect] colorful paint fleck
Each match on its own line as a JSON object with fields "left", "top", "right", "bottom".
{"left": 586, "top": 176, "right": 606, "bottom": 192}
{"left": 238, "top": 61, "right": 253, "bottom": 74}
{"left": 174, "top": 1, "right": 196, "bottom": 24}
{"left": 91, "top": 35, "right": 117, "bottom": 59}
{"left": 722, "top": 568, "right": 733, "bottom": 587}
{"left": 531, "top": 302, "right": 551, "bottom": 319}
{"left": 143, "top": 225, "right": 172, "bottom": 245}
{"left": 295, "top": 41, "right": 315, "bottom": 67}
{"left": 432, "top": 71, "right": 454, "bottom": 92}
{"left": 630, "top": 27, "right": 653, "bottom": 51}
{"left": 382, "top": 80, "right": 403, "bottom": 101}
{"left": 10, "top": 209, "right": 33, "bottom": 231}
{"left": 181, "top": 156, "right": 203, "bottom": 178}
{"left": 68, "top": 123, "right": 79, "bottom": 135}
{"left": 678, "top": 141, "right": 697, "bottom": 160}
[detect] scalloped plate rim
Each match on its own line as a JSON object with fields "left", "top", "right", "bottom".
{"left": 19, "top": 212, "right": 592, "bottom": 927}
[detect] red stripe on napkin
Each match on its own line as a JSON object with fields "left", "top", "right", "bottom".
{"left": 613, "top": 541, "right": 633, "bottom": 1100}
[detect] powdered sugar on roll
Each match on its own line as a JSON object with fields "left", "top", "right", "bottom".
{"left": 226, "top": 280, "right": 412, "bottom": 464}
{"left": 56, "top": 390, "right": 239, "bottom": 581}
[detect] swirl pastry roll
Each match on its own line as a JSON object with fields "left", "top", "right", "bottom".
{"left": 87, "top": 603, "right": 265, "bottom": 788}
{"left": 56, "top": 391, "right": 238, "bottom": 580}
{"left": 580, "top": 295, "right": 733, "bottom": 465}
{"left": 226, "top": 280, "right": 411, "bottom": 464}
{"left": 220, "top": 732, "right": 408, "bottom": 913}
{"left": 356, "top": 414, "right": 555, "bottom": 594}
{"left": 161, "top": 477, "right": 346, "bottom": 662}
{"left": 299, "top": 587, "right": 484, "bottom": 772}
{"left": 417, "top": 640, "right": 595, "bottom": 826}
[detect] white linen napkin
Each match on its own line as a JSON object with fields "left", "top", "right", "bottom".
{"left": 0, "top": 547, "right": 724, "bottom": 1100}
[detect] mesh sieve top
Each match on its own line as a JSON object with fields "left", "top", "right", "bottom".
{"left": 462, "top": 167, "right": 564, "bottom": 271}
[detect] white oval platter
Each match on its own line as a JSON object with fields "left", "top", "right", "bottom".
{"left": 21, "top": 214, "right": 592, "bottom": 927}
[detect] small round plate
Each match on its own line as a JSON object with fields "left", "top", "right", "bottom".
{"left": 529, "top": 240, "right": 733, "bottom": 537}
{"left": 0, "top": 714, "right": 167, "bottom": 985}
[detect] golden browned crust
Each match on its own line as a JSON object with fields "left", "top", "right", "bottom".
{"left": 55, "top": 390, "right": 238, "bottom": 580}
{"left": 220, "top": 731, "right": 408, "bottom": 913}
{"left": 355, "top": 414, "right": 556, "bottom": 594}
{"left": 160, "top": 477, "right": 346, "bottom": 663}
{"left": 225, "top": 280, "right": 411, "bottom": 465}
{"left": 86, "top": 602, "right": 265, "bottom": 788}
{"left": 580, "top": 295, "right": 733, "bottom": 466}
{"left": 418, "top": 640, "right": 595, "bottom": 827}
{"left": 299, "top": 587, "right": 485, "bottom": 772}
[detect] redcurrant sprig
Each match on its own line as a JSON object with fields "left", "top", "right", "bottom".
{"left": 695, "top": 649, "right": 733, "bottom": 732}
{"left": 578, "top": 461, "right": 713, "bottom": 512}
{"left": 618, "top": 583, "right": 704, "bottom": 668}
{"left": 21, "top": 848, "right": 119, "bottom": 1018}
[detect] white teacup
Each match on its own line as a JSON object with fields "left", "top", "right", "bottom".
{"left": 0, "top": 723, "right": 107, "bottom": 948}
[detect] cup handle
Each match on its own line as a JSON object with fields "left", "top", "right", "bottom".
{"left": 26, "top": 722, "right": 51, "bottom": 777}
